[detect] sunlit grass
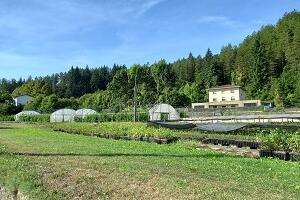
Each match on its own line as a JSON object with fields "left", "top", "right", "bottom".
{"left": 0, "top": 123, "right": 299, "bottom": 199}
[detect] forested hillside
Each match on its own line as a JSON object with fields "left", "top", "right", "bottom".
{"left": 0, "top": 11, "right": 299, "bottom": 113}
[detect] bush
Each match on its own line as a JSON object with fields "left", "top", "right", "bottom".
{"left": 288, "top": 133, "right": 300, "bottom": 152}
{"left": 259, "top": 129, "right": 300, "bottom": 152}
{"left": 179, "top": 112, "right": 188, "bottom": 118}
{"left": 0, "top": 115, "right": 15, "bottom": 121}
{"left": 161, "top": 113, "right": 169, "bottom": 121}
{"left": 75, "top": 113, "right": 149, "bottom": 122}
{"left": 50, "top": 122, "right": 174, "bottom": 139}
{"left": 18, "top": 114, "right": 50, "bottom": 123}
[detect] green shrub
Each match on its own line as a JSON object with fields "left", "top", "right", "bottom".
{"left": 179, "top": 112, "right": 188, "bottom": 118}
{"left": 50, "top": 122, "right": 174, "bottom": 139}
{"left": 0, "top": 115, "right": 15, "bottom": 121}
{"left": 288, "top": 133, "right": 300, "bottom": 152}
{"left": 18, "top": 114, "right": 50, "bottom": 123}
{"left": 161, "top": 113, "right": 169, "bottom": 121}
{"left": 75, "top": 113, "right": 149, "bottom": 123}
{"left": 259, "top": 129, "right": 300, "bottom": 152}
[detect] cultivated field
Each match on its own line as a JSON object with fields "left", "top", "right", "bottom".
{"left": 0, "top": 123, "right": 299, "bottom": 199}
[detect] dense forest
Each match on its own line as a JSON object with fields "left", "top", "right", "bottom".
{"left": 1, "top": 11, "right": 300, "bottom": 114}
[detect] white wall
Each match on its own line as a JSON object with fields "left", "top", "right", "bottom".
{"left": 209, "top": 87, "right": 241, "bottom": 102}
{"left": 13, "top": 95, "right": 32, "bottom": 106}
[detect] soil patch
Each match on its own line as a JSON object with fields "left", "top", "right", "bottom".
{"left": 0, "top": 186, "right": 30, "bottom": 200}
{"left": 197, "top": 143, "right": 259, "bottom": 158}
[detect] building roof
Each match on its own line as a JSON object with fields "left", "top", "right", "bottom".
{"left": 209, "top": 85, "right": 241, "bottom": 90}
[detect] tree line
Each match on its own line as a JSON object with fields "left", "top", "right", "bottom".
{"left": 0, "top": 11, "right": 299, "bottom": 114}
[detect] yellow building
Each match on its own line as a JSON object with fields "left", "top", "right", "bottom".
{"left": 192, "top": 85, "right": 261, "bottom": 109}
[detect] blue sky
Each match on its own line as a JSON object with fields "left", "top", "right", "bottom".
{"left": 0, "top": 0, "right": 299, "bottom": 79}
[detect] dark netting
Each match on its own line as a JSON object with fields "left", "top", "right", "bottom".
{"left": 195, "top": 123, "right": 247, "bottom": 132}
{"left": 147, "top": 121, "right": 196, "bottom": 130}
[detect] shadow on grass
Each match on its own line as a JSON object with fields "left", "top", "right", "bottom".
{"left": 0, "top": 151, "right": 240, "bottom": 159}
{"left": 0, "top": 127, "right": 16, "bottom": 130}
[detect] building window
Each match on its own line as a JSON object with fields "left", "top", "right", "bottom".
{"left": 231, "top": 89, "right": 235, "bottom": 93}
{"left": 231, "top": 96, "right": 235, "bottom": 101}
{"left": 222, "top": 97, "right": 226, "bottom": 101}
{"left": 213, "top": 91, "right": 217, "bottom": 94}
{"left": 213, "top": 98, "right": 217, "bottom": 102}
{"left": 244, "top": 103, "right": 257, "bottom": 107}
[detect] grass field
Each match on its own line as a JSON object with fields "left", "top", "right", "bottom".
{"left": 0, "top": 122, "right": 299, "bottom": 199}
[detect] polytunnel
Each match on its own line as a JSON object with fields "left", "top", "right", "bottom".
{"left": 75, "top": 108, "right": 97, "bottom": 118}
{"left": 50, "top": 109, "right": 76, "bottom": 123}
{"left": 149, "top": 103, "right": 180, "bottom": 121}
{"left": 15, "top": 111, "right": 40, "bottom": 121}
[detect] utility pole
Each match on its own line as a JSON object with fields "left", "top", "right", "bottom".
{"left": 133, "top": 73, "right": 137, "bottom": 122}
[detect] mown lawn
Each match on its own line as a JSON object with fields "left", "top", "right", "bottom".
{"left": 0, "top": 123, "right": 299, "bottom": 199}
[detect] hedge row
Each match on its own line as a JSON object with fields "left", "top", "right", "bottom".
{"left": 0, "top": 115, "right": 15, "bottom": 121}
{"left": 50, "top": 122, "right": 174, "bottom": 139}
{"left": 75, "top": 113, "right": 149, "bottom": 122}
{"left": 18, "top": 115, "right": 50, "bottom": 123}
{"left": 54, "top": 128, "right": 177, "bottom": 144}
{"left": 15, "top": 112, "right": 149, "bottom": 123}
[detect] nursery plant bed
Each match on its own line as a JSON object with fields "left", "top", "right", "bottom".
{"left": 272, "top": 151, "right": 290, "bottom": 161}
{"left": 259, "top": 150, "right": 273, "bottom": 158}
{"left": 53, "top": 128, "right": 177, "bottom": 145}
{"left": 259, "top": 150, "right": 300, "bottom": 161}
{"left": 289, "top": 152, "right": 300, "bottom": 161}
{"left": 202, "top": 138, "right": 260, "bottom": 149}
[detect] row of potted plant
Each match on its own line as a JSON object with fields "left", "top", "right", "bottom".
{"left": 258, "top": 129, "right": 300, "bottom": 161}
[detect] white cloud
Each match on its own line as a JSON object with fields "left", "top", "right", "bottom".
{"left": 136, "top": 0, "right": 166, "bottom": 16}
{"left": 197, "top": 15, "right": 237, "bottom": 27}
{"left": 252, "top": 20, "right": 265, "bottom": 25}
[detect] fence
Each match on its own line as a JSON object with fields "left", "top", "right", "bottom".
{"left": 181, "top": 114, "right": 300, "bottom": 124}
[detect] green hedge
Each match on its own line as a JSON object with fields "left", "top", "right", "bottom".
{"left": 0, "top": 115, "right": 15, "bottom": 121}
{"left": 75, "top": 113, "right": 149, "bottom": 122}
{"left": 18, "top": 114, "right": 50, "bottom": 123}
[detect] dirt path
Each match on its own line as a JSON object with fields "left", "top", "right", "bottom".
{"left": 197, "top": 143, "right": 260, "bottom": 158}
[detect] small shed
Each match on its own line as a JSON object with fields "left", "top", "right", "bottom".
{"left": 13, "top": 95, "right": 32, "bottom": 106}
{"left": 75, "top": 109, "right": 97, "bottom": 118}
{"left": 50, "top": 109, "right": 76, "bottom": 123}
{"left": 15, "top": 110, "right": 40, "bottom": 121}
{"left": 149, "top": 103, "right": 180, "bottom": 121}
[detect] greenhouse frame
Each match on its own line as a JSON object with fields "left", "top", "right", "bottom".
{"left": 75, "top": 108, "right": 97, "bottom": 118}
{"left": 149, "top": 103, "right": 180, "bottom": 121}
{"left": 50, "top": 109, "right": 76, "bottom": 123}
{"left": 15, "top": 111, "right": 40, "bottom": 121}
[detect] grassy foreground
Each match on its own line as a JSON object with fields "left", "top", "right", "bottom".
{"left": 0, "top": 123, "right": 299, "bottom": 199}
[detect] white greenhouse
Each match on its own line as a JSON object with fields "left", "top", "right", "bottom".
{"left": 15, "top": 111, "right": 40, "bottom": 121}
{"left": 75, "top": 108, "right": 97, "bottom": 118}
{"left": 149, "top": 103, "right": 180, "bottom": 121}
{"left": 50, "top": 109, "right": 76, "bottom": 123}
